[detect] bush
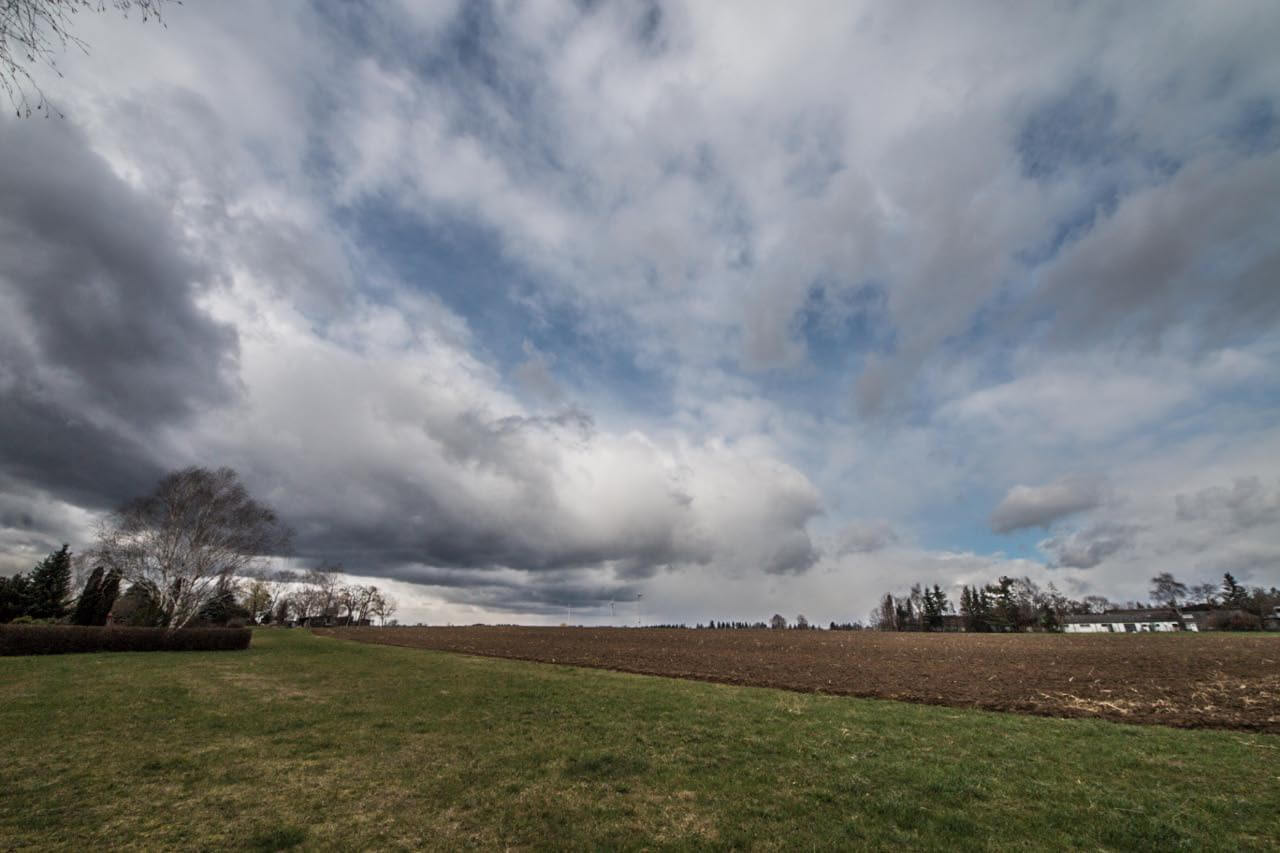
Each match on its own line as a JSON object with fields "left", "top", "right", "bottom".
{"left": 1207, "top": 610, "right": 1263, "bottom": 631}
{"left": 0, "top": 625, "right": 252, "bottom": 656}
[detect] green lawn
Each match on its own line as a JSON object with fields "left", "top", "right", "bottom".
{"left": 2, "top": 630, "right": 1276, "bottom": 851}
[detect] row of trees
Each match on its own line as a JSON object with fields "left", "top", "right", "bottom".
{"left": 1, "top": 546, "right": 401, "bottom": 630}
{"left": 240, "top": 567, "right": 399, "bottom": 627}
{"left": 693, "top": 616, "right": 828, "bottom": 630}
{"left": 1, "top": 467, "right": 398, "bottom": 630}
{"left": 1, "top": 544, "right": 129, "bottom": 627}
{"left": 871, "top": 572, "right": 1280, "bottom": 632}
{"left": 690, "top": 617, "right": 867, "bottom": 630}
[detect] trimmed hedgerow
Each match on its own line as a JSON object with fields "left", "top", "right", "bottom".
{"left": 0, "top": 625, "right": 252, "bottom": 656}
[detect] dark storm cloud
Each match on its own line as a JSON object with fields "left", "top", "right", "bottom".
{"left": 0, "top": 394, "right": 164, "bottom": 511}
{"left": 390, "top": 564, "right": 643, "bottom": 615}
{"left": 287, "top": 485, "right": 700, "bottom": 576}
{"left": 0, "top": 118, "right": 238, "bottom": 510}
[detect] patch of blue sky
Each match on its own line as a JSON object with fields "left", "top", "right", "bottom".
{"left": 338, "top": 200, "right": 670, "bottom": 414}
{"left": 1016, "top": 78, "right": 1122, "bottom": 182}
{"left": 518, "top": 296, "right": 673, "bottom": 417}
{"left": 1015, "top": 183, "right": 1121, "bottom": 268}
{"left": 876, "top": 428, "right": 1049, "bottom": 561}
{"left": 1224, "top": 97, "right": 1277, "bottom": 154}
{"left": 800, "top": 281, "right": 893, "bottom": 362}
{"left": 1014, "top": 78, "right": 1179, "bottom": 267}
{"left": 936, "top": 284, "right": 1025, "bottom": 389}
{"left": 750, "top": 281, "right": 893, "bottom": 418}
{"left": 912, "top": 498, "right": 1048, "bottom": 565}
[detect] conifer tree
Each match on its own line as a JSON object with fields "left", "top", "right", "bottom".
{"left": 0, "top": 572, "right": 31, "bottom": 623}
{"left": 1222, "top": 573, "right": 1248, "bottom": 608}
{"left": 72, "top": 566, "right": 105, "bottom": 625}
{"left": 94, "top": 568, "right": 123, "bottom": 625}
{"left": 28, "top": 544, "right": 73, "bottom": 620}
{"left": 973, "top": 586, "right": 994, "bottom": 632}
{"left": 922, "top": 586, "right": 944, "bottom": 630}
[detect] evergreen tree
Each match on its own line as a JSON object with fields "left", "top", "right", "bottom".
{"left": 72, "top": 565, "right": 105, "bottom": 625}
{"left": 970, "top": 586, "right": 994, "bottom": 632}
{"left": 894, "top": 599, "right": 913, "bottom": 631}
{"left": 27, "top": 544, "right": 73, "bottom": 621}
{"left": 922, "top": 585, "right": 945, "bottom": 630}
{"left": 0, "top": 572, "right": 32, "bottom": 623}
{"left": 197, "top": 582, "right": 251, "bottom": 626}
{"left": 95, "top": 569, "right": 123, "bottom": 625}
{"left": 1222, "top": 572, "right": 1248, "bottom": 608}
{"left": 931, "top": 585, "right": 949, "bottom": 628}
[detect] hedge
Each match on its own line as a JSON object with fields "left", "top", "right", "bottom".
{"left": 0, "top": 624, "right": 252, "bottom": 656}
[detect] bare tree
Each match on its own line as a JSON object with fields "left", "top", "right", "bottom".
{"left": 1149, "top": 573, "right": 1189, "bottom": 609}
{"left": 242, "top": 578, "right": 277, "bottom": 624}
{"left": 288, "top": 586, "right": 319, "bottom": 623}
{"left": 370, "top": 589, "right": 397, "bottom": 626}
{"left": 305, "top": 563, "right": 342, "bottom": 623}
{"left": 1190, "top": 582, "right": 1218, "bottom": 607}
{"left": 1082, "top": 595, "right": 1112, "bottom": 615}
{"left": 1, "top": 0, "right": 168, "bottom": 116}
{"left": 94, "top": 467, "right": 292, "bottom": 629}
{"left": 338, "top": 584, "right": 378, "bottom": 625}
{"left": 873, "top": 594, "right": 897, "bottom": 631}
{"left": 769, "top": 613, "right": 787, "bottom": 630}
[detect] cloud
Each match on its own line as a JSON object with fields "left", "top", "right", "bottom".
{"left": 186, "top": 292, "right": 822, "bottom": 591}
{"left": 0, "top": 117, "right": 237, "bottom": 511}
{"left": 991, "top": 475, "right": 1108, "bottom": 533}
{"left": 2, "top": 1, "right": 1279, "bottom": 622}
{"left": 835, "top": 520, "right": 899, "bottom": 555}
{"left": 1040, "top": 522, "right": 1140, "bottom": 569}
{"left": 1175, "top": 477, "right": 1280, "bottom": 530}
{"left": 1029, "top": 151, "right": 1280, "bottom": 352}
{"left": 512, "top": 340, "right": 566, "bottom": 405}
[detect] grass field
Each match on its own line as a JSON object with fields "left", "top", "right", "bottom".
{"left": 2, "top": 630, "right": 1277, "bottom": 851}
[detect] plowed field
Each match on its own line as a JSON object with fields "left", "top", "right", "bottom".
{"left": 316, "top": 627, "right": 1280, "bottom": 732}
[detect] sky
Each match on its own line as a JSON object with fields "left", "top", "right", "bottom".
{"left": 1, "top": 0, "right": 1278, "bottom": 626}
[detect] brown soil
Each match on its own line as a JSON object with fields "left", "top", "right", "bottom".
{"left": 315, "top": 627, "right": 1280, "bottom": 733}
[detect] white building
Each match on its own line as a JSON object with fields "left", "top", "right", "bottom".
{"left": 1063, "top": 609, "right": 1198, "bottom": 633}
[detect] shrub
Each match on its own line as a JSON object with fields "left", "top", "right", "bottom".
{"left": 1207, "top": 610, "right": 1263, "bottom": 631}
{"left": 0, "top": 625, "right": 252, "bottom": 656}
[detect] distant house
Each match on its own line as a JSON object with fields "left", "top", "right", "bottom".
{"left": 1266, "top": 606, "right": 1280, "bottom": 632}
{"left": 1063, "top": 609, "right": 1197, "bottom": 633}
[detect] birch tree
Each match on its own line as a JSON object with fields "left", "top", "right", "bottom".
{"left": 370, "top": 590, "right": 397, "bottom": 626}
{"left": 1, "top": 0, "right": 168, "bottom": 116}
{"left": 94, "top": 467, "right": 291, "bottom": 629}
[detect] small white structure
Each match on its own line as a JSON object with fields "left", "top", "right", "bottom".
{"left": 1063, "top": 609, "right": 1198, "bottom": 633}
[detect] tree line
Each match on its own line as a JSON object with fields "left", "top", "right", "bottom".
{"left": 0, "top": 467, "right": 396, "bottom": 630}
{"left": 871, "top": 572, "right": 1280, "bottom": 632}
